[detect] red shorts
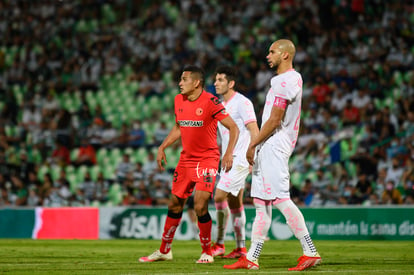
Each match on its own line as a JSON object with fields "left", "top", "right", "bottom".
{"left": 172, "top": 163, "right": 219, "bottom": 199}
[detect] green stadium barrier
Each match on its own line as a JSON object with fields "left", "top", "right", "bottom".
{"left": 0, "top": 209, "right": 35, "bottom": 238}
{"left": 2, "top": 207, "right": 413, "bottom": 240}
{"left": 99, "top": 206, "right": 414, "bottom": 241}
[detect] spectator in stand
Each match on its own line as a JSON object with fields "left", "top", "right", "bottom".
{"left": 20, "top": 102, "right": 42, "bottom": 141}
{"left": 150, "top": 178, "right": 170, "bottom": 205}
{"left": 55, "top": 170, "right": 72, "bottom": 202}
{"left": 32, "top": 119, "right": 55, "bottom": 161}
{"left": 78, "top": 171, "right": 97, "bottom": 203}
{"left": 341, "top": 99, "right": 360, "bottom": 127}
{"left": 26, "top": 171, "right": 41, "bottom": 191}
{"left": 352, "top": 89, "right": 371, "bottom": 119}
{"left": 87, "top": 117, "right": 105, "bottom": 150}
{"left": 50, "top": 140, "right": 71, "bottom": 167}
{"left": 122, "top": 186, "right": 137, "bottom": 206}
{"left": 312, "top": 76, "right": 331, "bottom": 108}
{"left": 95, "top": 172, "right": 110, "bottom": 204}
{"left": 10, "top": 175, "right": 28, "bottom": 206}
{"left": 378, "top": 112, "right": 396, "bottom": 141}
{"left": 386, "top": 137, "right": 407, "bottom": 159}
{"left": 128, "top": 120, "right": 146, "bottom": 148}
{"left": 42, "top": 92, "right": 59, "bottom": 118}
{"left": 402, "top": 158, "right": 414, "bottom": 197}
{"left": 142, "top": 151, "right": 157, "bottom": 178}
{"left": 330, "top": 83, "right": 350, "bottom": 115}
{"left": 38, "top": 173, "right": 53, "bottom": 206}
{"left": 101, "top": 121, "right": 118, "bottom": 149}
{"left": 53, "top": 109, "right": 73, "bottom": 148}
{"left": 73, "top": 138, "right": 96, "bottom": 167}
{"left": 153, "top": 121, "right": 170, "bottom": 146}
{"left": 17, "top": 151, "right": 35, "bottom": 183}
{"left": 116, "top": 123, "right": 131, "bottom": 149}
{"left": 385, "top": 157, "right": 405, "bottom": 187}
{"left": 76, "top": 100, "right": 93, "bottom": 140}
{"left": 27, "top": 185, "right": 41, "bottom": 207}
{"left": 354, "top": 173, "right": 373, "bottom": 204}
{"left": 136, "top": 183, "right": 153, "bottom": 206}
{"left": 115, "top": 154, "right": 135, "bottom": 182}
{"left": 381, "top": 180, "right": 403, "bottom": 205}
{"left": 132, "top": 162, "right": 145, "bottom": 183}
{"left": 0, "top": 90, "right": 18, "bottom": 125}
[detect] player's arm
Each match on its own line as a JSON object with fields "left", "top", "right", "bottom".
{"left": 219, "top": 116, "right": 239, "bottom": 172}
{"left": 157, "top": 122, "right": 181, "bottom": 171}
{"left": 246, "top": 121, "right": 260, "bottom": 143}
{"left": 246, "top": 104, "right": 285, "bottom": 165}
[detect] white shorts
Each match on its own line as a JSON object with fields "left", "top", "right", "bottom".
{"left": 217, "top": 163, "right": 250, "bottom": 197}
{"left": 251, "top": 142, "right": 291, "bottom": 200}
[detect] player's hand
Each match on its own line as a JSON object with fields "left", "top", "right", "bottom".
{"left": 246, "top": 145, "right": 255, "bottom": 166}
{"left": 221, "top": 152, "right": 233, "bottom": 172}
{"left": 156, "top": 148, "right": 167, "bottom": 171}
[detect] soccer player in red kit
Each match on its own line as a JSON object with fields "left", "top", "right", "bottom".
{"left": 139, "top": 65, "right": 239, "bottom": 264}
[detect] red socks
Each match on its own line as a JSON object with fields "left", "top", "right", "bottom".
{"left": 160, "top": 211, "right": 182, "bottom": 254}
{"left": 197, "top": 212, "right": 212, "bottom": 255}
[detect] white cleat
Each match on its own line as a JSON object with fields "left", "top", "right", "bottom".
{"left": 139, "top": 250, "right": 173, "bottom": 262}
{"left": 196, "top": 253, "right": 214, "bottom": 264}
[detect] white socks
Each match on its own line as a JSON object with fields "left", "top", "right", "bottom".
{"left": 231, "top": 207, "right": 246, "bottom": 248}
{"left": 274, "top": 199, "right": 318, "bottom": 256}
{"left": 247, "top": 198, "right": 272, "bottom": 261}
{"left": 247, "top": 198, "right": 318, "bottom": 262}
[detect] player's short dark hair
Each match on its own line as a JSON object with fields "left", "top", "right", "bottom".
{"left": 215, "top": 65, "right": 238, "bottom": 83}
{"left": 183, "top": 65, "right": 205, "bottom": 87}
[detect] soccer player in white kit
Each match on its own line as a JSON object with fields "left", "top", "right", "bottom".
{"left": 224, "top": 39, "right": 322, "bottom": 271}
{"left": 211, "top": 66, "right": 259, "bottom": 259}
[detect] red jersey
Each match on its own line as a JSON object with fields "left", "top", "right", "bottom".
{"left": 175, "top": 90, "right": 229, "bottom": 167}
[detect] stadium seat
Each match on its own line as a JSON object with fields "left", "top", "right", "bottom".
{"left": 67, "top": 173, "right": 78, "bottom": 193}
{"left": 76, "top": 165, "right": 89, "bottom": 183}
{"left": 70, "top": 148, "right": 79, "bottom": 163}
{"left": 134, "top": 147, "right": 148, "bottom": 163}
{"left": 51, "top": 165, "right": 62, "bottom": 181}
{"left": 290, "top": 171, "right": 303, "bottom": 188}
{"left": 37, "top": 165, "right": 50, "bottom": 181}
{"left": 109, "top": 148, "right": 122, "bottom": 166}
{"left": 89, "top": 165, "right": 101, "bottom": 181}
{"left": 96, "top": 148, "right": 108, "bottom": 166}
{"left": 108, "top": 183, "right": 123, "bottom": 205}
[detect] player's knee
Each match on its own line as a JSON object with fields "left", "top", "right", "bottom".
{"left": 194, "top": 203, "right": 208, "bottom": 217}
{"left": 168, "top": 199, "right": 185, "bottom": 213}
{"left": 214, "top": 188, "right": 228, "bottom": 202}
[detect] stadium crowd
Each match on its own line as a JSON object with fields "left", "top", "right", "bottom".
{"left": 0, "top": 0, "right": 413, "bottom": 207}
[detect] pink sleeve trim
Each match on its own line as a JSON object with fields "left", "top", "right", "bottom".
{"left": 244, "top": 119, "right": 257, "bottom": 125}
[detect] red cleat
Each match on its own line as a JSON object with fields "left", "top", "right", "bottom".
{"left": 222, "top": 247, "right": 247, "bottom": 259}
{"left": 288, "top": 253, "right": 322, "bottom": 271}
{"left": 211, "top": 243, "right": 225, "bottom": 257}
{"left": 223, "top": 255, "right": 259, "bottom": 270}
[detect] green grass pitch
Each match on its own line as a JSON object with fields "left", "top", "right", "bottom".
{"left": 0, "top": 239, "right": 413, "bottom": 274}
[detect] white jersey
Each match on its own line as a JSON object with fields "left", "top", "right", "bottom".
{"left": 218, "top": 92, "right": 256, "bottom": 167}
{"left": 261, "top": 69, "right": 302, "bottom": 155}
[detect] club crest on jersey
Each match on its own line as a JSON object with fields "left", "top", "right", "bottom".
{"left": 210, "top": 97, "right": 220, "bottom": 105}
{"left": 196, "top": 108, "right": 203, "bottom": 116}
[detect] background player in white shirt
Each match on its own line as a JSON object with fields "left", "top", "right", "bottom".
{"left": 211, "top": 66, "right": 259, "bottom": 259}
{"left": 224, "top": 40, "right": 321, "bottom": 271}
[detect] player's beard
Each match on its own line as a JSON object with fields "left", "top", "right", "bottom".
{"left": 272, "top": 56, "right": 282, "bottom": 71}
